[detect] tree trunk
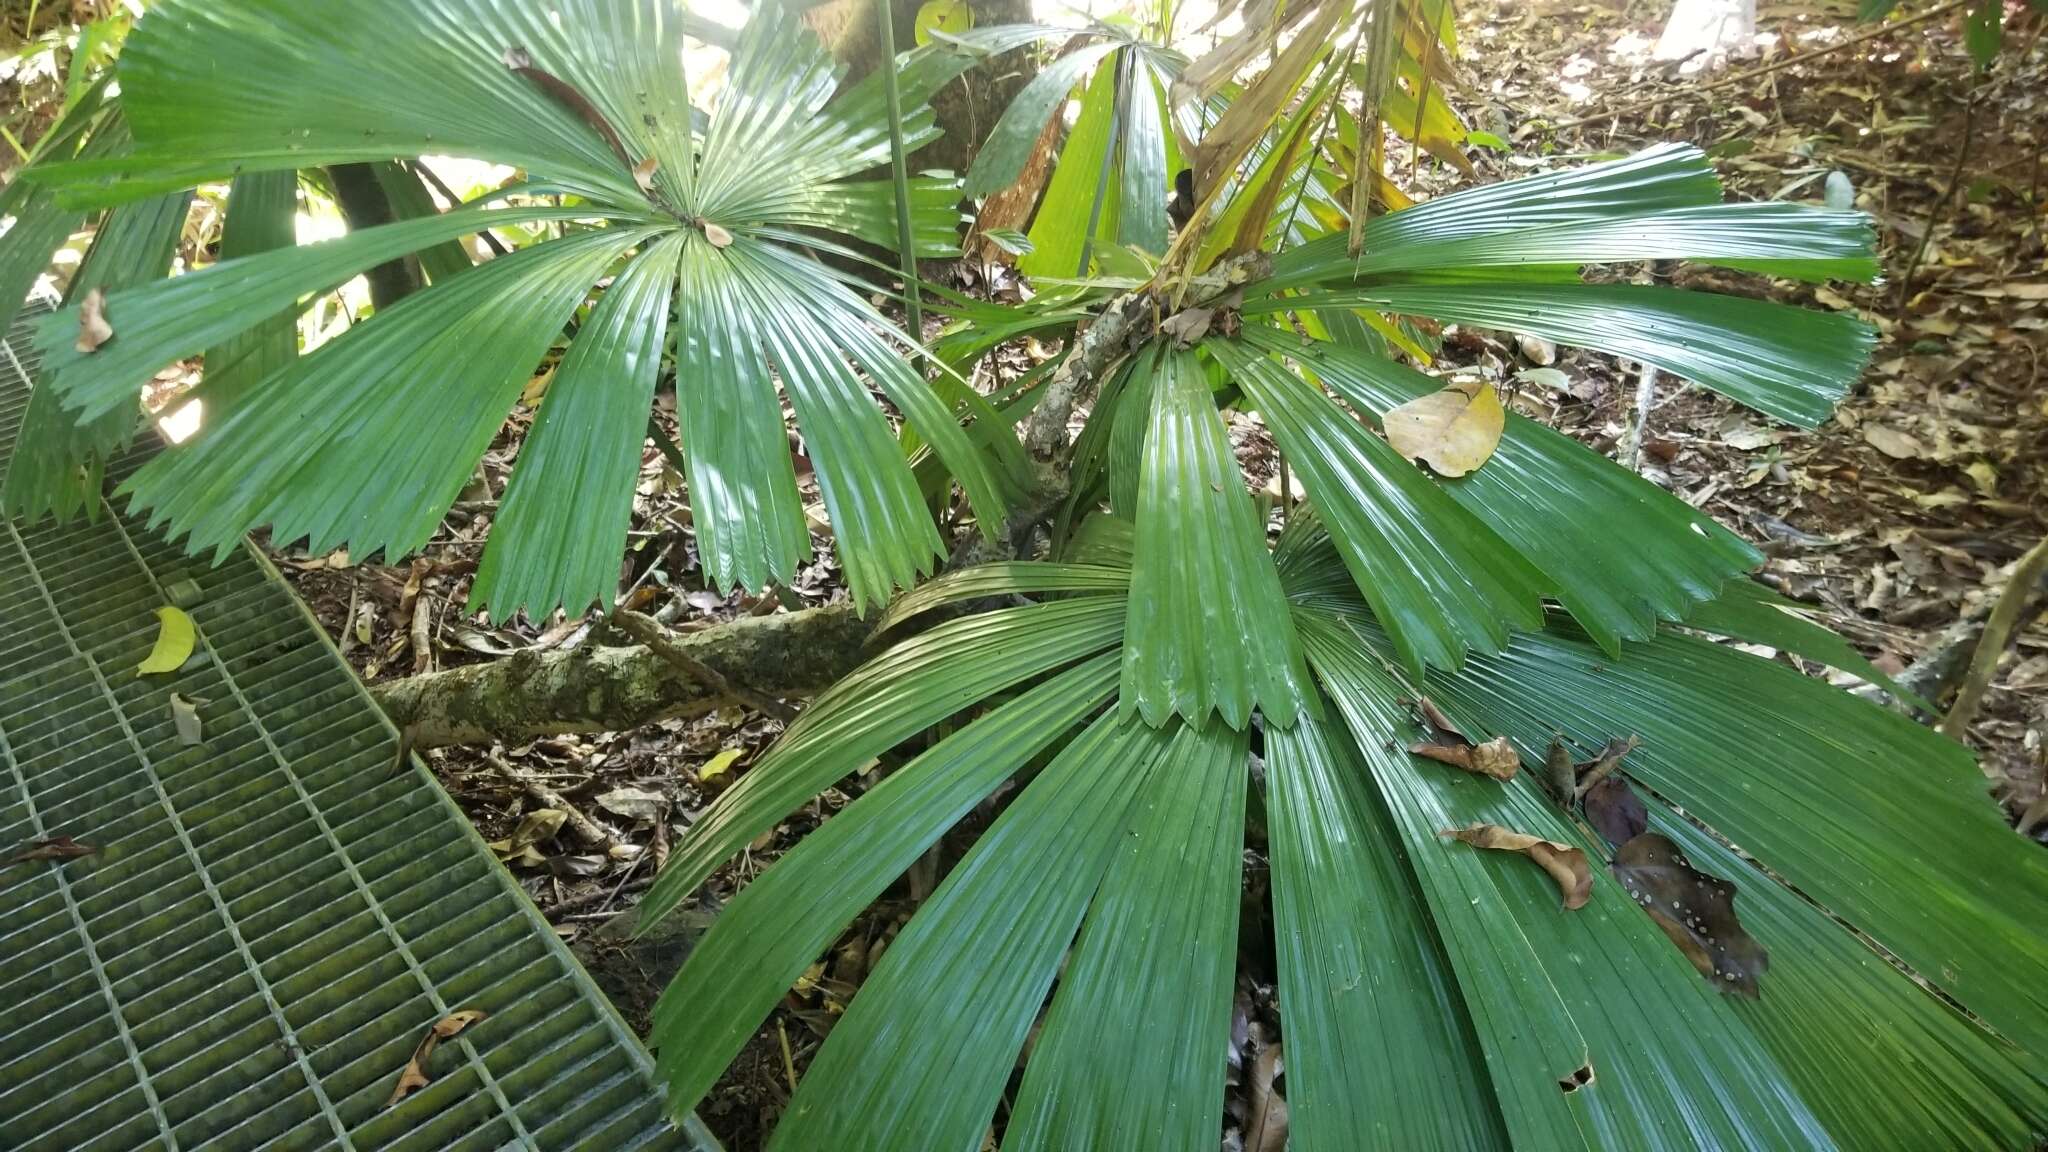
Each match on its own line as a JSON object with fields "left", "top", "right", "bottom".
{"left": 805, "top": 0, "right": 1037, "bottom": 175}
{"left": 371, "top": 603, "right": 873, "bottom": 747}
{"left": 327, "top": 163, "right": 425, "bottom": 310}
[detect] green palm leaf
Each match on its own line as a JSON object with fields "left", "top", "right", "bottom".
{"left": 1255, "top": 282, "right": 1874, "bottom": 428}
{"left": 123, "top": 226, "right": 657, "bottom": 561}
{"left": 6, "top": 181, "right": 189, "bottom": 522}
{"left": 875, "top": 560, "right": 1129, "bottom": 632}
{"left": 472, "top": 234, "right": 684, "bottom": 617}
{"left": 1301, "top": 613, "right": 1839, "bottom": 1150}
{"left": 1401, "top": 610, "right": 2048, "bottom": 1062}
{"left": 1125, "top": 346, "right": 1309, "bottom": 727}
{"left": 1006, "top": 718, "right": 1246, "bottom": 1150}
{"left": 17, "top": 0, "right": 1019, "bottom": 618}
{"left": 1242, "top": 326, "right": 1759, "bottom": 653}
{"left": 1265, "top": 711, "right": 1506, "bottom": 1151}
{"left": 964, "top": 39, "right": 1123, "bottom": 199}
{"left": 1215, "top": 337, "right": 1550, "bottom": 675}
{"left": 36, "top": 200, "right": 606, "bottom": 423}
{"left": 769, "top": 710, "right": 1173, "bottom": 1151}
{"left": 1269, "top": 144, "right": 1875, "bottom": 289}
{"left": 634, "top": 596, "right": 1128, "bottom": 932}
{"left": 648, "top": 653, "right": 1120, "bottom": 1115}
{"left": 1683, "top": 576, "right": 1932, "bottom": 712}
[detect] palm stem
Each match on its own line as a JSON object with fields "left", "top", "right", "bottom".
{"left": 874, "top": 0, "right": 924, "bottom": 340}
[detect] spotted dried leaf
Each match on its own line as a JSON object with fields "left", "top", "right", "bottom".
{"left": 1383, "top": 379, "right": 1504, "bottom": 477}
{"left": 1612, "top": 832, "right": 1768, "bottom": 997}
{"left": 76, "top": 287, "right": 113, "bottom": 352}
{"left": 1441, "top": 822, "right": 1592, "bottom": 909}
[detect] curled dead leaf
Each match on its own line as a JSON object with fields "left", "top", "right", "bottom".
{"left": 1409, "top": 736, "right": 1520, "bottom": 781}
{"left": 632, "top": 154, "right": 659, "bottom": 194}
{"left": 387, "top": 1008, "right": 488, "bottom": 1107}
{"left": 169, "top": 693, "right": 205, "bottom": 746}
{"left": 1612, "top": 832, "right": 1768, "bottom": 997}
{"left": 8, "top": 835, "right": 97, "bottom": 865}
{"left": 1383, "top": 380, "right": 1504, "bottom": 477}
{"left": 1441, "top": 823, "right": 1593, "bottom": 909}
{"left": 76, "top": 287, "right": 113, "bottom": 352}
{"left": 1544, "top": 737, "right": 1576, "bottom": 805}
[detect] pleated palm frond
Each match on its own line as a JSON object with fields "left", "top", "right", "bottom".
{"left": 1049, "top": 143, "right": 1879, "bottom": 724}
{"left": 640, "top": 550, "right": 2048, "bottom": 1152}
{"left": 8, "top": 0, "right": 1044, "bottom": 617}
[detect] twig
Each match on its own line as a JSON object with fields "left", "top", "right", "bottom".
{"left": 1896, "top": 85, "right": 1979, "bottom": 314}
{"left": 546, "top": 873, "right": 656, "bottom": 918}
{"left": 1622, "top": 363, "right": 1658, "bottom": 471}
{"left": 610, "top": 607, "right": 800, "bottom": 724}
{"left": 1543, "top": 0, "right": 1971, "bottom": 132}
{"left": 1572, "top": 736, "right": 1642, "bottom": 801}
{"left": 487, "top": 749, "right": 617, "bottom": 848}
{"left": 1940, "top": 536, "right": 2048, "bottom": 740}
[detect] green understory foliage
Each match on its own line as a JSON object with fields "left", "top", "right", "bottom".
{"left": 4, "top": 0, "right": 2045, "bottom": 1148}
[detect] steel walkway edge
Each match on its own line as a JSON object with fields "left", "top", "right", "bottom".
{"left": 0, "top": 306, "right": 720, "bottom": 1152}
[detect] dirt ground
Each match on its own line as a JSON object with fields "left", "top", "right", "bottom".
{"left": 261, "top": 4, "right": 2046, "bottom": 1147}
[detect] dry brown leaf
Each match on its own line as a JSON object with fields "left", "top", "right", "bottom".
{"left": 386, "top": 1062, "right": 431, "bottom": 1108}
{"left": 387, "top": 1009, "right": 488, "bottom": 1108}
{"left": 8, "top": 835, "right": 97, "bottom": 865}
{"left": 1244, "top": 1039, "right": 1288, "bottom": 1152}
{"left": 1861, "top": 424, "right": 1924, "bottom": 459}
{"left": 1383, "top": 380, "right": 1504, "bottom": 477}
{"left": 632, "top": 154, "right": 659, "bottom": 194}
{"left": 1160, "top": 307, "right": 1214, "bottom": 346}
{"left": 76, "top": 287, "right": 113, "bottom": 352}
{"left": 432, "top": 1008, "right": 488, "bottom": 1038}
{"left": 1581, "top": 775, "right": 1648, "bottom": 848}
{"left": 1612, "top": 833, "right": 1768, "bottom": 997}
{"left": 697, "top": 219, "right": 733, "bottom": 248}
{"left": 1441, "top": 822, "right": 1593, "bottom": 909}
{"left": 1409, "top": 736, "right": 1520, "bottom": 781}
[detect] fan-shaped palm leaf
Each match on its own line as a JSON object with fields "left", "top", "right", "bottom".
{"left": 646, "top": 548, "right": 2048, "bottom": 1150}
{"left": 17, "top": 0, "right": 1030, "bottom": 617}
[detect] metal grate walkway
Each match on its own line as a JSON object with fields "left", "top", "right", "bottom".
{"left": 0, "top": 305, "right": 718, "bottom": 1152}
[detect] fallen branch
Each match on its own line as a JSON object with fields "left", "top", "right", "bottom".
{"left": 1940, "top": 536, "right": 2048, "bottom": 740}
{"left": 372, "top": 602, "right": 871, "bottom": 747}
{"left": 610, "top": 607, "right": 800, "bottom": 724}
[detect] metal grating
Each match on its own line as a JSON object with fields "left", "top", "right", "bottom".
{"left": 0, "top": 304, "right": 719, "bottom": 1152}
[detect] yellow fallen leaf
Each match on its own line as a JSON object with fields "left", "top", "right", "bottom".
{"left": 698, "top": 747, "right": 745, "bottom": 782}
{"left": 1384, "top": 380, "right": 1504, "bottom": 477}
{"left": 137, "top": 606, "right": 196, "bottom": 676}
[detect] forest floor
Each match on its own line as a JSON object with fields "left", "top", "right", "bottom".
{"left": 269, "top": 3, "right": 2047, "bottom": 1147}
